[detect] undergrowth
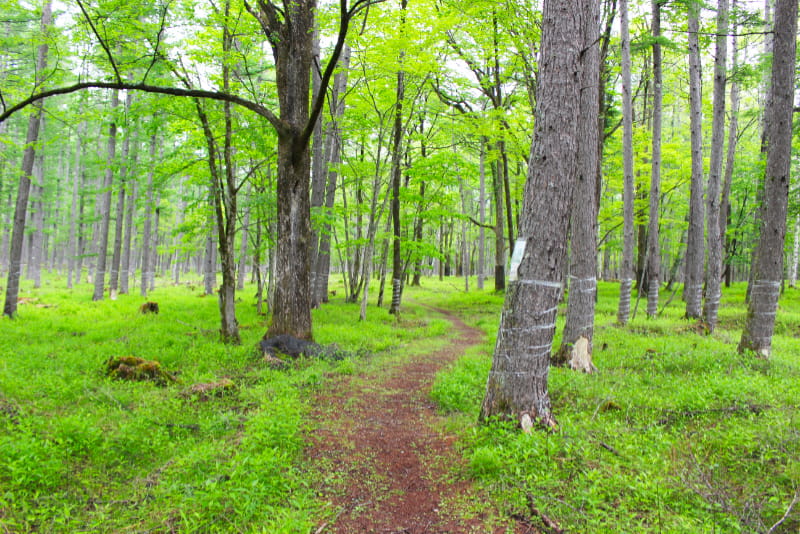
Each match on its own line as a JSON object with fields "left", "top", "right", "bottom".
{"left": 0, "top": 274, "right": 442, "bottom": 533}
{"left": 427, "top": 280, "right": 800, "bottom": 533}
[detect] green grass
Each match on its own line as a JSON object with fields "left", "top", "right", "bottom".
{"left": 428, "top": 279, "right": 800, "bottom": 533}
{"left": 0, "top": 274, "right": 444, "bottom": 533}
{"left": 2, "top": 274, "right": 798, "bottom": 533}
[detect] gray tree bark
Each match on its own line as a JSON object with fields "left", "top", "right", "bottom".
{"left": 720, "top": 0, "right": 740, "bottom": 287}
{"left": 140, "top": 134, "right": 157, "bottom": 298}
{"left": 555, "top": 0, "right": 600, "bottom": 374}
{"left": 684, "top": 1, "right": 705, "bottom": 319}
{"left": 738, "top": 0, "right": 797, "bottom": 356}
{"left": 645, "top": 0, "right": 663, "bottom": 318}
{"left": 703, "top": 0, "right": 728, "bottom": 331}
{"left": 92, "top": 89, "right": 120, "bottom": 301}
{"left": 477, "top": 141, "right": 487, "bottom": 290}
{"left": 67, "top": 121, "right": 85, "bottom": 289}
{"left": 616, "top": 0, "right": 635, "bottom": 325}
{"left": 3, "top": 0, "right": 51, "bottom": 318}
{"left": 480, "top": 0, "right": 585, "bottom": 429}
{"left": 109, "top": 92, "right": 135, "bottom": 300}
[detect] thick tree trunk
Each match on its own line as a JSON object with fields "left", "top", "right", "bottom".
{"left": 555, "top": 0, "right": 600, "bottom": 373}
{"left": 738, "top": 0, "right": 797, "bottom": 356}
{"left": 684, "top": 2, "right": 705, "bottom": 319}
{"left": 616, "top": 0, "right": 635, "bottom": 325}
{"left": 646, "top": 0, "right": 663, "bottom": 318}
{"left": 3, "top": 0, "right": 51, "bottom": 318}
{"left": 703, "top": 0, "right": 728, "bottom": 331}
{"left": 480, "top": 0, "right": 584, "bottom": 429}
{"left": 92, "top": 89, "right": 120, "bottom": 302}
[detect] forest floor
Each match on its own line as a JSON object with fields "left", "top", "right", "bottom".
{"left": 307, "top": 305, "right": 527, "bottom": 534}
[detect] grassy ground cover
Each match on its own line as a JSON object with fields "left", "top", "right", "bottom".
{"left": 425, "top": 280, "right": 800, "bottom": 533}
{"left": 0, "top": 275, "right": 447, "bottom": 533}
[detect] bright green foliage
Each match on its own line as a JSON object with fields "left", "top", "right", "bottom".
{"left": 0, "top": 275, "right": 445, "bottom": 532}
{"left": 430, "top": 281, "right": 800, "bottom": 533}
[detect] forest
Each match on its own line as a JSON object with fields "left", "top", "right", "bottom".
{"left": 0, "top": 0, "right": 798, "bottom": 531}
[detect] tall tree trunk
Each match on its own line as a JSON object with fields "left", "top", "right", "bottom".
{"left": 313, "top": 44, "right": 351, "bottom": 305}
{"left": 140, "top": 134, "right": 157, "bottom": 298}
{"left": 119, "top": 169, "right": 137, "bottom": 295}
{"left": 480, "top": 0, "right": 584, "bottom": 429}
{"left": 555, "top": 0, "right": 600, "bottom": 373}
{"left": 477, "top": 141, "right": 487, "bottom": 290}
{"left": 109, "top": 92, "right": 134, "bottom": 300}
{"left": 684, "top": 1, "right": 705, "bottom": 319}
{"left": 67, "top": 121, "right": 85, "bottom": 289}
{"left": 720, "top": 0, "right": 740, "bottom": 287}
{"left": 92, "top": 89, "right": 120, "bottom": 301}
{"left": 738, "top": 0, "right": 797, "bottom": 356}
{"left": 237, "top": 183, "right": 251, "bottom": 291}
{"left": 703, "top": 0, "right": 728, "bottom": 331}
{"left": 790, "top": 215, "right": 799, "bottom": 288}
{"left": 492, "top": 151, "right": 506, "bottom": 291}
{"left": 3, "top": 0, "right": 51, "bottom": 318}
{"left": 646, "top": 0, "right": 663, "bottom": 318}
{"left": 617, "top": 0, "right": 635, "bottom": 325}
{"left": 29, "top": 162, "right": 44, "bottom": 289}
{"left": 388, "top": 0, "right": 408, "bottom": 316}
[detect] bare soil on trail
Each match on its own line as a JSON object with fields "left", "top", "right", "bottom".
{"left": 307, "top": 306, "right": 528, "bottom": 534}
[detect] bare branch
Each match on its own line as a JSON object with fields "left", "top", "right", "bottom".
{"left": 0, "top": 81, "right": 289, "bottom": 136}
{"left": 75, "top": 0, "right": 122, "bottom": 84}
{"left": 142, "top": 2, "right": 170, "bottom": 84}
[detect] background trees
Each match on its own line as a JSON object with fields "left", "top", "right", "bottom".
{"left": 0, "top": 0, "right": 796, "bottom": 360}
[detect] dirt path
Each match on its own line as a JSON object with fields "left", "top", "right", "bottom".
{"left": 308, "top": 306, "right": 516, "bottom": 533}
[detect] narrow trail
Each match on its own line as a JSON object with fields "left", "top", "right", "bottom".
{"left": 307, "top": 306, "right": 518, "bottom": 533}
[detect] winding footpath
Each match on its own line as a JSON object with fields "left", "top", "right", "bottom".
{"left": 307, "top": 306, "right": 521, "bottom": 533}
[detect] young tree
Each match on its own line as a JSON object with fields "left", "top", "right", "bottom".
{"left": 480, "top": 0, "right": 588, "bottom": 429}
{"left": 738, "top": 0, "right": 797, "bottom": 356}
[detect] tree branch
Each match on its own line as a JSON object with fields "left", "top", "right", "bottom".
{"left": 0, "top": 81, "right": 289, "bottom": 135}
{"left": 75, "top": 0, "right": 122, "bottom": 84}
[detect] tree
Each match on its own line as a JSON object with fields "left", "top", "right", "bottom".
{"left": 554, "top": 0, "right": 601, "bottom": 373}
{"left": 683, "top": 0, "right": 704, "bottom": 320}
{"left": 738, "top": 0, "right": 797, "bottom": 356}
{"left": 645, "top": 0, "right": 663, "bottom": 318}
{"left": 703, "top": 0, "right": 729, "bottom": 331}
{"left": 3, "top": 0, "right": 52, "bottom": 318}
{"left": 480, "top": 0, "right": 588, "bottom": 429}
{"left": 616, "top": 0, "right": 635, "bottom": 325}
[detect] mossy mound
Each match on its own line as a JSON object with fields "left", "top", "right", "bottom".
{"left": 105, "top": 356, "right": 177, "bottom": 386}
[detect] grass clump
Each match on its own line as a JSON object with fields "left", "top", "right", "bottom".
{"left": 0, "top": 275, "right": 442, "bottom": 533}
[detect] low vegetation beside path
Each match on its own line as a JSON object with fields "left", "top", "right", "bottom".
{"left": 1, "top": 276, "right": 798, "bottom": 533}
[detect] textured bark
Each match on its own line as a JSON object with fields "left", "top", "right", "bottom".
{"left": 388, "top": 2, "right": 407, "bottom": 316}
{"left": 67, "top": 121, "right": 85, "bottom": 289}
{"left": 645, "top": 0, "right": 663, "bottom": 318}
{"left": 480, "top": 0, "right": 584, "bottom": 428}
{"left": 3, "top": 0, "right": 51, "bottom": 318}
{"left": 790, "top": 215, "right": 799, "bottom": 288}
{"left": 720, "top": 1, "right": 740, "bottom": 287}
{"left": 738, "top": 0, "right": 797, "bottom": 356}
{"left": 92, "top": 89, "right": 120, "bottom": 301}
{"left": 109, "top": 92, "right": 134, "bottom": 300}
{"left": 555, "top": 0, "right": 600, "bottom": 373}
{"left": 703, "top": 0, "right": 728, "bottom": 331}
{"left": 684, "top": 3, "right": 704, "bottom": 320}
{"left": 492, "top": 154, "right": 506, "bottom": 292}
{"left": 616, "top": 0, "right": 635, "bottom": 325}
